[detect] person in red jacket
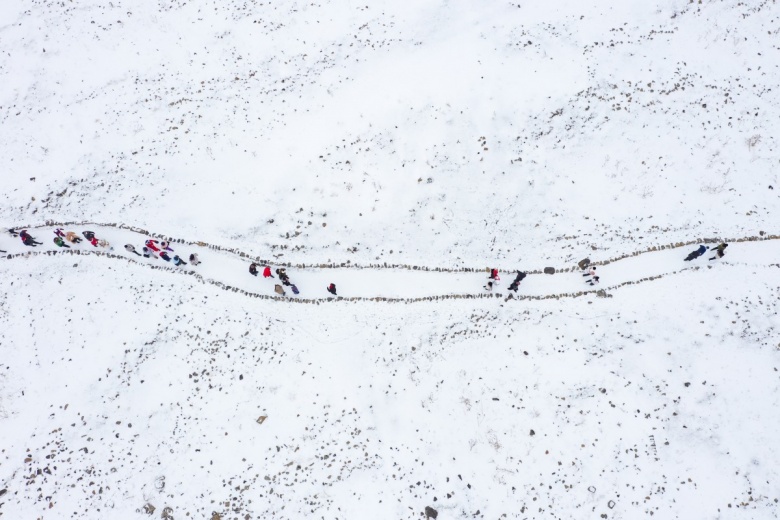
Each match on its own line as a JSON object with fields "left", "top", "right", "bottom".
{"left": 327, "top": 283, "right": 337, "bottom": 296}
{"left": 145, "top": 239, "right": 161, "bottom": 252}
{"left": 263, "top": 266, "right": 273, "bottom": 278}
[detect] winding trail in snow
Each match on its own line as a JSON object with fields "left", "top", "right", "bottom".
{"left": 2, "top": 223, "right": 779, "bottom": 303}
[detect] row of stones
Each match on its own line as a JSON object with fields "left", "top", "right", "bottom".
{"left": 22, "top": 220, "right": 779, "bottom": 273}
{"left": 1, "top": 248, "right": 717, "bottom": 304}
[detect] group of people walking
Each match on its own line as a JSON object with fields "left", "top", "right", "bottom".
{"left": 6, "top": 227, "right": 733, "bottom": 298}
{"left": 483, "top": 265, "right": 596, "bottom": 293}
{"left": 684, "top": 242, "right": 728, "bottom": 262}
{"left": 247, "top": 262, "right": 322, "bottom": 297}
{"left": 9, "top": 227, "right": 201, "bottom": 270}
{"left": 131, "top": 238, "right": 197, "bottom": 267}
{"left": 480, "top": 241, "right": 730, "bottom": 294}
{"left": 10, "top": 228, "right": 111, "bottom": 249}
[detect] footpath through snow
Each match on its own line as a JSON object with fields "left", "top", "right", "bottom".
{"left": 3, "top": 224, "right": 780, "bottom": 302}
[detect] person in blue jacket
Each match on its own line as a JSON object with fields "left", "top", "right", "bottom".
{"left": 684, "top": 244, "right": 707, "bottom": 261}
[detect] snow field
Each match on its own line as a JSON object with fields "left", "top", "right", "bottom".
{"left": 1, "top": 0, "right": 780, "bottom": 517}
{"left": 0, "top": 254, "right": 778, "bottom": 519}
{"left": 1, "top": 0, "right": 778, "bottom": 268}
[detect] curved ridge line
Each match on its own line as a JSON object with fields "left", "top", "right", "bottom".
{"left": 10, "top": 221, "right": 780, "bottom": 274}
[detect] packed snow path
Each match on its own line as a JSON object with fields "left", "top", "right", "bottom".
{"left": 3, "top": 224, "right": 779, "bottom": 302}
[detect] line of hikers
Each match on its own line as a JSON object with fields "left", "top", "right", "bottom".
{"left": 130, "top": 239, "right": 198, "bottom": 267}
{"left": 484, "top": 268, "right": 528, "bottom": 293}
{"left": 6, "top": 227, "right": 731, "bottom": 297}
{"left": 248, "top": 263, "right": 300, "bottom": 296}
{"left": 483, "top": 265, "right": 597, "bottom": 293}
{"left": 684, "top": 242, "right": 728, "bottom": 262}
{"left": 11, "top": 228, "right": 112, "bottom": 249}
{"left": 9, "top": 227, "right": 203, "bottom": 269}
{"left": 481, "top": 242, "right": 729, "bottom": 293}
{"left": 247, "top": 262, "right": 333, "bottom": 297}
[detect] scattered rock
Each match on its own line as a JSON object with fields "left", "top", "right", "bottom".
{"left": 425, "top": 505, "right": 438, "bottom": 519}
{"left": 0, "top": 488, "right": 6, "bottom": 497}
{"left": 608, "top": 500, "right": 616, "bottom": 509}
{"left": 530, "top": 429, "right": 535, "bottom": 436}
{"left": 257, "top": 415, "right": 268, "bottom": 425}
{"left": 684, "top": 382, "right": 690, "bottom": 387}
{"left": 588, "top": 486, "right": 596, "bottom": 493}
{"left": 544, "top": 267, "right": 555, "bottom": 274}
{"left": 142, "top": 503, "right": 156, "bottom": 515}
{"left": 578, "top": 258, "right": 590, "bottom": 270}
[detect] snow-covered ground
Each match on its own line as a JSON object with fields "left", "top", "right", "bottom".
{"left": 2, "top": 0, "right": 778, "bottom": 267}
{"left": 1, "top": 252, "right": 778, "bottom": 519}
{"left": 1, "top": 0, "right": 779, "bottom": 518}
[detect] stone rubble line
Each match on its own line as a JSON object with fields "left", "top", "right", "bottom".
{"left": 14, "top": 220, "right": 780, "bottom": 272}
{"left": 5, "top": 222, "right": 779, "bottom": 304}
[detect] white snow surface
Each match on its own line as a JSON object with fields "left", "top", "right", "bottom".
{"left": 1, "top": 0, "right": 780, "bottom": 518}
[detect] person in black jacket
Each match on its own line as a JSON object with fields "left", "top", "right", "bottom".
{"left": 125, "top": 244, "right": 142, "bottom": 256}
{"left": 508, "top": 271, "right": 527, "bottom": 292}
{"left": 20, "top": 230, "right": 42, "bottom": 246}
{"left": 249, "top": 263, "right": 258, "bottom": 276}
{"left": 684, "top": 245, "right": 707, "bottom": 261}
{"left": 327, "top": 283, "right": 337, "bottom": 295}
{"left": 586, "top": 276, "right": 600, "bottom": 286}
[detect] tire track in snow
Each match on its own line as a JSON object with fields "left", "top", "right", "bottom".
{"left": 2, "top": 223, "right": 779, "bottom": 303}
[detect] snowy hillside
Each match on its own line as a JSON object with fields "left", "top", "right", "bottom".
{"left": 1, "top": 0, "right": 779, "bottom": 518}
{"left": 1, "top": 252, "right": 779, "bottom": 519}
{"left": 2, "top": 0, "right": 778, "bottom": 266}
